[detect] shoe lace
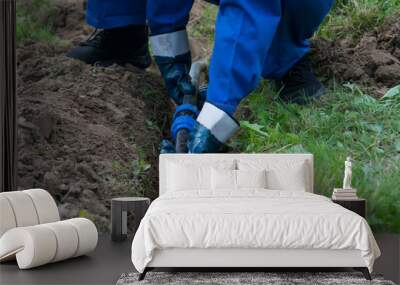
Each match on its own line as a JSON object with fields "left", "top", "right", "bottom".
{"left": 80, "top": 29, "right": 110, "bottom": 47}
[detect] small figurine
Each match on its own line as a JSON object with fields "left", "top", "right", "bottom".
{"left": 342, "top": 156, "right": 353, "bottom": 190}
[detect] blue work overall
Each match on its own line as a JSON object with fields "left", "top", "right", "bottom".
{"left": 86, "top": 0, "right": 334, "bottom": 115}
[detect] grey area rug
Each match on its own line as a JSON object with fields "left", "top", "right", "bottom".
{"left": 117, "top": 272, "right": 395, "bottom": 285}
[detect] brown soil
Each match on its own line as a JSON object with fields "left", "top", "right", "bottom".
{"left": 17, "top": 1, "right": 170, "bottom": 232}
{"left": 312, "top": 15, "right": 400, "bottom": 97}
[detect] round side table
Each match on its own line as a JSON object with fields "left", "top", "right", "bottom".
{"left": 111, "top": 197, "right": 150, "bottom": 242}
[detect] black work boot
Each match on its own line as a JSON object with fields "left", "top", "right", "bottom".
{"left": 66, "top": 25, "right": 151, "bottom": 69}
{"left": 273, "top": 55, "right": 325, "bottom": 105}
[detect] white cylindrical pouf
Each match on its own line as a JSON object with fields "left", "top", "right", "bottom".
{"left": 42, "top": 220, "right": 79, "bottom": 262}
{"left": 0, "top": 192, "right": 39, "bottom": 227}
{"left": 0, "top": 226, "right": 57, "bottom": 269}
{"left": 66, "top": 218, "right": 98, "bottom": 257}
{"left": 0, "top": 218, "right": 97, "bottom": 269}
{"left": 0, "top": 196, "right": 17, "bottom": 237}
{"left": 23, "top": 189, "right": 60, "bottom": 224}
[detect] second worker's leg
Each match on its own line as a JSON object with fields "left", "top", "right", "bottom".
{"left": 147, "top": 0, "right": 200, "bottom": 153}
{"left": 67, "top": 0, "right": 151, "bottom": 68}
{"left": 147, "top": 0, "right": 195, "bottom": 105}
{"left": 188, "top": 0, "right": 282, "bottom": 153}
{"left": 262, "top": 0, "right": 334, "bottom": 104}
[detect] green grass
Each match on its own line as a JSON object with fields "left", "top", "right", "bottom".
{"left": 189, "top": 3, "right": 217, "bottom": 42}
{"left": 233, "top": 83, "right": 400, "bottom": 233}
{"left": 318, "top": 0, "right": 400, "bottom": 39}
{"left": 230, "top": 0, "right": 400, "bottom": 233}
{"left": 16, "top": 0, "right": 58, "bottom": 45}
{"left": 110, "top": 144, "right": 152, "bottom": 197}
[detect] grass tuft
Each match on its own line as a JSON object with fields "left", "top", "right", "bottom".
{"left": 16, "top": 0, "right": 58, "bottom": 45}
{"left": 318, "top": 0, "right": 400, "bottom": 40}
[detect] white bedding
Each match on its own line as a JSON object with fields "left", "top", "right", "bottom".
{"left": 131, "top": 190, "right": 380, "bottom": 273}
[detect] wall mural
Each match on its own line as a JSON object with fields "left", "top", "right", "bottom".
{"left": 12, "top": 0, "right": 400, "bottom": 235}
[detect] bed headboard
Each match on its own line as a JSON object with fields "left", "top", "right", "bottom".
{"left": 159, "top": 154, "right": 314, "bottom": 195}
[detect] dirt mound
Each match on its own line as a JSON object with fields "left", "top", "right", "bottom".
{"left": 52, "top": 0, "right": 94, "bottom": 44}
{"left": 17, "top": 41, "right": 170, "bottom": 232}
{"left": 312, "top": 16, "right": 400, "bottom": 97}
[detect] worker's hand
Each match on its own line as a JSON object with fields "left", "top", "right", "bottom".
{"left": 155, "top": 54, "right": 196, "bottom": 104}
{"left": 160, "top": 139, "right": 176, "bottom": 154}
{"left": 187, "top": 122, "right": 223, "bottom": 153}
{"left": 187, "top": 102, "right": 240, "bottom": 153}
{"left": 150, "top": 29, "right": 196, "bottom": 104}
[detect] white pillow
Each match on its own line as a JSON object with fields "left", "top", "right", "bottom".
{"left": 211, "top": 168, "right": 236, "bottom": 190}
{"left": 236, "top": 169, "right": 267, "bottom": 189}
{"left": 211, "top": 169, "right": 268, "bottom": 190}
{"left": 166, "top": 160, "right": 237, "bottom": 192}
{"left": 167, "top": 162, "right": 211, "bottom": 191}
{"left": 238, "top": 159, "right": 308, "bottom": 191}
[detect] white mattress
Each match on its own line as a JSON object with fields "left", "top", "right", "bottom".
{"left": 131, "top": 190, "right": 380, "bottom": 273}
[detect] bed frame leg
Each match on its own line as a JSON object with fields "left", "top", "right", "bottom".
{"left": 354, "top": 267, "right": 371, "bottom": 280}
{"left": 138, "top": 268, "right": 148, "bottom": 281}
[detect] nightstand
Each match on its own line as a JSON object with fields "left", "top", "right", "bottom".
{"left": 332, "top": 198, "right": 366, "bottom": 218}
{"left": 111, "top": 197, "right": 151, "bottom": 242}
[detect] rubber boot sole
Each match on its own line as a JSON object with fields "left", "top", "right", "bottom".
{"left": 285, "top": 84, "right": 326, "bottom": 105}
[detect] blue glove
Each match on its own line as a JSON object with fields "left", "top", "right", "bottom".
{"left": 187, "top": 122, "right": 223, "bottom": 153}
{"left": 150, "top": 30, "right": 195, "bottom": 104}
{"left": 187, "top": 102, "right": 240, "bottom": 153}
{"left": 160, "top": 139, "right": 176, "bottom": 154}
{"left": 155, "top": 53, "right": 195, "bottom": 104}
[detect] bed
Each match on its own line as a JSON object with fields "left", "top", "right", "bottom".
{"left": 131, "top": 154, "right": 380, "bottom": 280}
